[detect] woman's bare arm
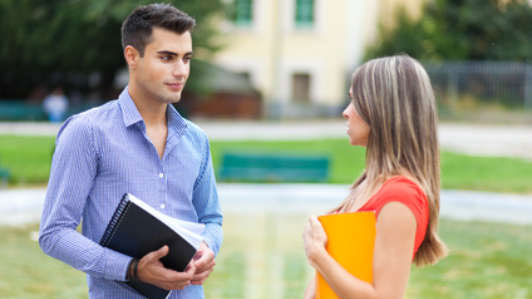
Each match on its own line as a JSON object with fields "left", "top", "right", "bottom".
{"left": 303, "top": 276, "right": 316, "bottom": 299}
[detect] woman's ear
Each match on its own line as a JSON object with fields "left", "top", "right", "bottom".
{"left": 124, "top": 45, "right": 140, "bottom": 70}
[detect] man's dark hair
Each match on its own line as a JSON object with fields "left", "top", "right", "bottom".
{"left": 121, "top": 3, "right": 196, "bottom": 56}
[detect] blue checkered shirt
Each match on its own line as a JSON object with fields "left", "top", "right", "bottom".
{"left": 39, "top": 87, "right": 223, "bottom": 298}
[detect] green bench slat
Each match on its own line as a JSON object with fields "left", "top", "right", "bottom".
{"left": 0, "top": 102, "right": 46, "bottom": 120}
{"left": 0, "top": 167, "right": 9, "bottom": 187}
{"left": 219, "top": 152, "right": 330, "bottom": 182}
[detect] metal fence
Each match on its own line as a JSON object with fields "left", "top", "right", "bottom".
{"left": 425, "top": 61, "right": 532, "bottom": 110}
{"left": 267, "top": 61, "right": 532, "bottom": 119}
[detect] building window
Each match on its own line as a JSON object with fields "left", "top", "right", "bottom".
{"left": 295, "top": 0, "right": 314, "bottom": 28}
{"left": 233, "top": 0, "right": 253, "bottom": 26}
{"left": 292, "top": 73, "right": 311, "bottom": 102}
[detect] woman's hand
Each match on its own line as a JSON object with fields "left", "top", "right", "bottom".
{"left": 303, "top": 216, "right": 328, "bottom": 268}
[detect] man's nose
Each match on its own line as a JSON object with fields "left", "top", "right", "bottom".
{"left": 172, "top": 60, "right": 188, "bottom": 77}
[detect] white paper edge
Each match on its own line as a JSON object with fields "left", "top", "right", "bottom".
{"left": 127, "top": 194, "right": 205, "bottom": 249}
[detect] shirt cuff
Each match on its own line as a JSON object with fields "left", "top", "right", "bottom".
{"left": 102, "top": 247, "right": 134, "bottom": 281}
{"left": 201, "top": 223, "right": 222, "bottom": 256}
{"left": 202, "top": 234, "right": 215, "bottom": 254}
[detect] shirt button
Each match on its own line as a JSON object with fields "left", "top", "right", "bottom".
{"left": 159, "top": 173, "right": 164, "bottom": 178}
{"left": 160, "top": 203, "right": 166, "bottom": 209}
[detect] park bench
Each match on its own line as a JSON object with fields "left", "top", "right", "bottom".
{"left": 0, "top": 101, "right": 47, "bottom": 121}
{"left": 0, "top": 166, "right": 9, "bottom": 188}
{"left": 218, "top": 152, "right": 330, "bottom": 183}
{"left": 0, "top": 100, "right": 102, "bottom": 121}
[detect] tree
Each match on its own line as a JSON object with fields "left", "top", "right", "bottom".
{"left": 364, "top": 0, "right": 532, "bottom": 62}
{"left": 0, "top": 0, "right": 225, "bottom": 99}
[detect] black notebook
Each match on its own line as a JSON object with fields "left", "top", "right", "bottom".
{"left": 99, "top": 193, "right": 205, "bottom": 299}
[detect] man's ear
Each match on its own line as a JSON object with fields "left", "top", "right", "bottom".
{"left": 124, "top": 45, "right": 141, "bottom": 70}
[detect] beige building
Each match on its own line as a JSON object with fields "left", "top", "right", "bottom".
{"left": 212, "top": 0, "right": 423, "bottom": 116}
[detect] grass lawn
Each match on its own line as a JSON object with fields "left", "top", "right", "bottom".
{"left": 2, "top": 135, "right": 532, "bottom": 193}
{"left": 0, "top": 135, "right": 55, "bottom": 185}
{"left": 1, "top": 216, "right": 530, "bottom": 299}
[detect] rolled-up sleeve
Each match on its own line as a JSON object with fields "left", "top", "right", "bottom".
{"left": 39, "top": 116, "right": 132, "bottom": 281}
{"left": 192, "top": 138, "right": 223, "bottom": 256}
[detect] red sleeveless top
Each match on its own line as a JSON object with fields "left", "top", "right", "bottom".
{"left": 358, "top": 176, "right": 429, "bottom": 258}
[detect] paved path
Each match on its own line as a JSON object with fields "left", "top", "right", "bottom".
{"left": 1, "top": 120, "right": 532, "bottom": 159}
{"left": 1, "top": 184, "right": 531, "bottom": 226}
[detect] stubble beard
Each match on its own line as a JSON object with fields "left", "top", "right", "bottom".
{"left": 158, "top": 81, "right": 186, "bottom": 104}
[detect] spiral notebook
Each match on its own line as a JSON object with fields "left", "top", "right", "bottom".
{"left": 99, "top": 193, "right": 204, "bottom": 299}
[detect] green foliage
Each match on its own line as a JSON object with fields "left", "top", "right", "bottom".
{"left": 0, "top": 0, "right": 225, "bottom": 98}
{"left": 365, "top": 0, "right": 532, "bottom": 62}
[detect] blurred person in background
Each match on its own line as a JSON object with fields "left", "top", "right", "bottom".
{"left": 42, "top": 87, "right": 69, "bottom": 122}
{"left": 39, "top": 3, "right": 222, "bottom": 299}
{"left": 303, "top": 55, "right": 447, "bottom": 299}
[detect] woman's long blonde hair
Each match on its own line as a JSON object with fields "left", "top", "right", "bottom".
{"left": 336, "top": 55, "right": 447, "bottom": 266}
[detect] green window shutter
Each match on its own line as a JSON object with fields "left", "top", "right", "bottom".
{"left": 234, "top": 0, "right": 253, "bottom": 26}
{"left": 295, "top": 0, "right": 314, "bottom": 28}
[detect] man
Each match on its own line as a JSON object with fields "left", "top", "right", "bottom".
{"left": 39, "top": 4, "right": 223, "bottom": 298}
{"left": 42, "top": 87, "right": 69, "bottom": 123}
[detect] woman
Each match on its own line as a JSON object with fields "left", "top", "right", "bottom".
{"left": 303, "top": 55, "right": 447, "bottom": 299}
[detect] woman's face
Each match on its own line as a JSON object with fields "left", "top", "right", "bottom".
{"left": 342, "top": 90, "right": 370, "bottom": 146}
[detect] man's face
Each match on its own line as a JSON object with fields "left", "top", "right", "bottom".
{"left": 133, "top": 27, "right": 192, "bottom": 104}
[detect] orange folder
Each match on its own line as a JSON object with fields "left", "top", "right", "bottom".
{"left": 316, "top": 211, "right": 376, "bottom": 299}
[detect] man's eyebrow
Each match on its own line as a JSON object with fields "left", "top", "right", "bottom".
{"left": 156, "top": 51, "right": 178, "bottom": 56}
{"left": 156, "top": 51, "right": 194, "bottom": 56}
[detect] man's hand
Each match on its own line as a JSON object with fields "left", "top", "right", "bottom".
{"left": 191, "top": 242, "right": 215, "bottom": 285}
{"left": 136, "top": 245, "right": 195, "bottom": 291}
